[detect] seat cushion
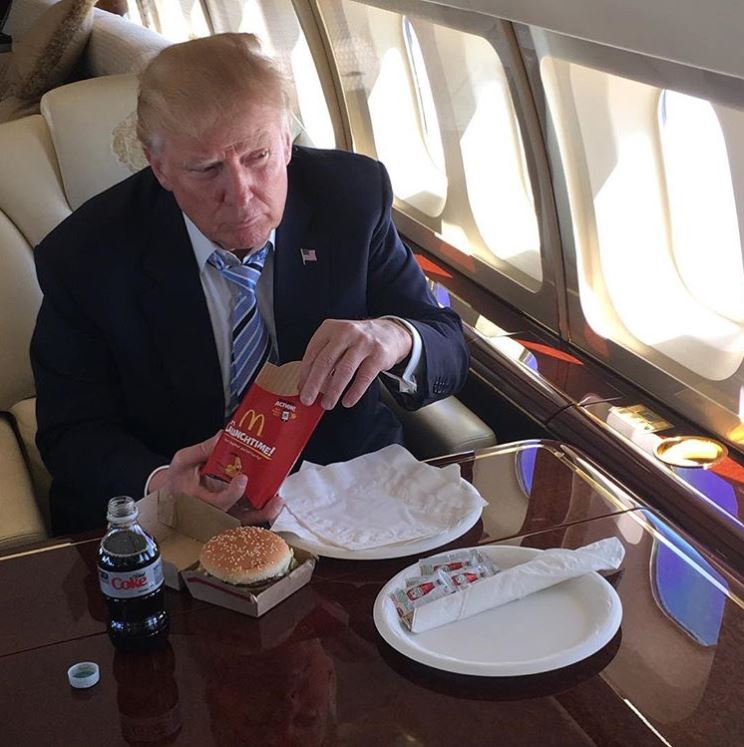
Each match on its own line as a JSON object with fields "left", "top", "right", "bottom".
{"left": 0, "top": 416, "right": 47, "bottom": 550}
{"left": 86, "top": 7, "right": 170, "bottom": 77}
{"left": 41, "top": 74, "right": 144, "bottom": 209}
{"left": 0, "top": 211, "right": 42, "bottom": 412}
{"left": 0, "top": 114, "right": 70, "bottom": 246}
{"left": 10, "top": 398, "right": 52, "bottom": 530}
{"left": 382, "top": 389, "right": 497, "bottom": 460}
{"left": 0, "top": 0, "right": 95, "bottom": 123}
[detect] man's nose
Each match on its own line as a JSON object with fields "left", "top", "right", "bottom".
{"left": 223, "top": 163, "right": 253, "bottom": 206}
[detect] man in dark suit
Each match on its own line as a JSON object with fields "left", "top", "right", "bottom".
{"left": 31, "top": 33, "right": 468, "bottom": 535}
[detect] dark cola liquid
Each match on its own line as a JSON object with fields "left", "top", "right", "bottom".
{"left": 98, "top": 528, "right": 169, "bottom": 652}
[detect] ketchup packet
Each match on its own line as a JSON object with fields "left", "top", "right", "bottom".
{"left": 201, "top": 362, "right": 324, "bottom": 509}
{"left": 446, "top": 564, "right": 496, "bottom": 588}
{"left": 391, "top": 570, "right": 456, "bottom": 629}
{"left": 418, "top": 549, "right": 489, "bottom": 576}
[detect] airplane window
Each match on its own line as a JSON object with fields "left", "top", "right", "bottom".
{"left": 402, "top": 18, "right": 446, "bottom": 195}
{"left": 317, "top": 2, "right": 448, "bottom": 217}
{"left": 540, "top": 57, "right": 744, "bottom": 383}
{"left": 434, "top": 24, "right": 541, "bottom": 283}
{"left": 659, "top": 90, "right": 744, "bottom": 324}
{"left": 127, "top": 0, "right": 336, "bottom": 148}
{"left": 318, "top": 1, "right": 544, "bottom": 293}
{"left": 124, "top": 1, "right": 142, "bottom": 25}
{"left": 532, "top": 26, "right": 744, "bottom": 444}
{"left": 127, "top": 0, "right": 211, "bottom": 42}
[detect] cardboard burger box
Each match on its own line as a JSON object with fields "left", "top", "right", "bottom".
{"left": 136, "top": 490, "right": 316, "bottom": 617}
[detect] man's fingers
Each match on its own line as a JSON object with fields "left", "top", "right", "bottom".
{"left": 320, "top": 347, "right": 367, "bottom": 410}
{"left": 341, "top": 357, "right": 380, "bottom": 408}
{"left": 261, "top": 493, "right": 285, "bottom": 523}
{"left": 298, "top": 326, "right": 331, "bottom": 392}
{"left": 300, "top": 338, "right": 347, "bottom": 407}
{"left": 231, "top": 493, "right": 285, "bottom": 526}
{"left": 197, "top": 473, "right": 247, "bottom": 511}
{"left": 174, "top": 431, "right": 221, "bottom": 469}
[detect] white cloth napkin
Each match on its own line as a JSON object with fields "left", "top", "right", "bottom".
{"left": 409, "top": 538, "right": 625, "bottom": 633}
{"left": 272, "top": 444, "right": 487, "bottom": 551}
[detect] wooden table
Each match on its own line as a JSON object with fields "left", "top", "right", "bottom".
{"left": 1, "top": 441, "right": 742, "bottom": 745}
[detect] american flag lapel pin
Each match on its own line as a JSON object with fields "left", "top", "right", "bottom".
{"left": 300, "top": 248, "right": 317, "bottom": 265}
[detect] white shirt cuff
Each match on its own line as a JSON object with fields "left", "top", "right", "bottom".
{"left": 144, "top": 465, "right": 169, "bottom": 496}
{"left": 380, "top": 316, "right": 422, "bottom": 394}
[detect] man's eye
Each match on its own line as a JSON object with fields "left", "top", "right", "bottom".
{"left": 192, "top": 164, "right": 219, "bottom": 174}
{"left": 253, "top": 149, "right": 270, "bottom": 161}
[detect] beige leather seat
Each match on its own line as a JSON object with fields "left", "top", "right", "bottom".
{"left": 0, "top": 0, "right": 170, "bottom": 550}
{"left": 0, "top": 74, "right": 145, "bottom": 548}
{"left": 0, "top": 112, "right": 68, "bottom": 547}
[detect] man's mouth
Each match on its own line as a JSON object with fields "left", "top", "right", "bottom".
{"left": 231, "top": 217, "right": 261, "bottom": 230}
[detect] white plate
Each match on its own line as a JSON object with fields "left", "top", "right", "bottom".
{"left": 373, "top": 545, "right": 622, "bottom": 676}
{"left": 277, "top": 506, "right": 482, "bottom": 560}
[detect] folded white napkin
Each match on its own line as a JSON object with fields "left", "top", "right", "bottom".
{"left": 409, "top": 538, "right": 625, "bottom": 633}
{"left": 273, "top": 444, "right": 487, "bottom": 551}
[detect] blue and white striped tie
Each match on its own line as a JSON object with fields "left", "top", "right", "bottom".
{"left": 208, "top": 243, "right": 271, "bottom": 411}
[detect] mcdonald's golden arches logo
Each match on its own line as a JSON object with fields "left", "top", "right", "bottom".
{"left": 238, "top": 409, "right": 265, "bottom": 437}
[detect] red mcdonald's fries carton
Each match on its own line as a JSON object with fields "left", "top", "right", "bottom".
{"left": 202, "top": 362, "right": 324, "bottom": 508}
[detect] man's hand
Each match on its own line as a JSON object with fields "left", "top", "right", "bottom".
{"left": 148, "top": 432, "right": 247, "bottom": 512}
{"left": 298, "top": 318, "right": 412, "bottom": 410}
{"left": 228, "top": 493, "right": 284, "bottom": 526}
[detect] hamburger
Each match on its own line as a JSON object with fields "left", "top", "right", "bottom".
{"left": 200, "top": 527, "right": 293, "bottom": 586}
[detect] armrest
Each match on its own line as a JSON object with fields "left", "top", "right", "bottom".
{"left": 0, "top": 417, "right": 47, "bottom": 550}
{"left": 381, "top": 388, "right": 497, "bottom": 460}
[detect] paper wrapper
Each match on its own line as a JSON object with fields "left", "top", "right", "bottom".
{"left": 409, "top": 538, "right": 625, "bottom": 634}
{"left": 202, "top": 362, "right": 324, "bottom": 509}
{"left": 274, "top": 444, "right": 487, "bottom": 550}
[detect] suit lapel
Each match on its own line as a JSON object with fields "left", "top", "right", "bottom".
{"left": 274, "top": 157, "right": 331, "bottom": 362}
{"left": 139, "top": 189, "right": 225, "bottom": 439}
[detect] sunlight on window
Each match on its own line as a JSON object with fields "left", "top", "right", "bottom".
{"left": 403, "top": 19, "right": 445, "bottom": 177}
{"left": 290, "top": 37, "right": 335, "bottom": 148}
{"left": 368, "top": 47, "right": 447, "bottom": 215}
{"left": 461, "top": 79, "right": 541, "bottom": 281}
{"left": 427, "top": 22, "right": 542, "bottom": 288}
{"left": 438, "top": 221, "right": 472, "bottom": 254}
{"left": 544, "top": 57, "right": 744, "bottom": 380}
{"left": 237, "top": 0, "right": 271, "bottom": 49}
{"left": 152, "top": 0, "right": 210, "bottom": 41}
{"left": 594, "top": 123, "right": 744, "bottom": 377}
{"left": 660, "top": 91, "right": 744, "bottom": 323}
{"left": 125, "top": 1, "right": 142, "bottom": 25}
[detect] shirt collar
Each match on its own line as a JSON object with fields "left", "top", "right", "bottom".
{"left": 182, "top": 213, "right": 275, "bottom": 272}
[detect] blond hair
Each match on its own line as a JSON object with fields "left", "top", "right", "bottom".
{"left": 137, "top": 33, "right": 290, "bottom": 150}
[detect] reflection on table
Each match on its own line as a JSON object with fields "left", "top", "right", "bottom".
{"left": 0, "top": 440, "right": 742, "bottom": 746}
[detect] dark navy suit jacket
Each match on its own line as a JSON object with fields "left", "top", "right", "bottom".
{"left": 31, "top": 146, "right": 469, "bottom": 534}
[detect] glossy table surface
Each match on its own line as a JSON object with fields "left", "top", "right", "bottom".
{"left": 2, "top": 441, "right": 743, "bottom": 746}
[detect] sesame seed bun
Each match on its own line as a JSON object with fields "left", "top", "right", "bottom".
{"left": 200, "top": 527, "right": 292, "bottom": 585}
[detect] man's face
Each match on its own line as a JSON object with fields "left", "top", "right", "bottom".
{"left": 146, "top": 103, "right": 292, "bottom": 251}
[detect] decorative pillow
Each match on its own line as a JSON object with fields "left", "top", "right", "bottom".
{"left": 2, "top": 0, "right": 95, "bottom": 104}
{"left": 112, "top": 111, "right": 149, "bottom": 173}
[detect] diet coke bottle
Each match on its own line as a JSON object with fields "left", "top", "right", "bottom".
{"left": 98, "top": 496, "right": 169, "bottom": 651}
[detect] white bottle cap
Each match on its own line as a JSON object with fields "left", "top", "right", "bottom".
{"left": 67, "top": 661, "right": 100, "bottom": 689}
